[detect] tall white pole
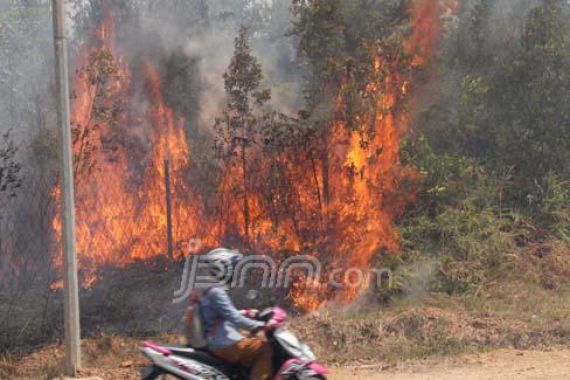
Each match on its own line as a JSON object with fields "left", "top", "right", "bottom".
{"left": 51, "top": 0, "right": 81, "bottom": 375}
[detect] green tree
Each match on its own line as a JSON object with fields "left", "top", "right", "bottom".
{"left": 215, "top": 26, "right": 270, "bottom": 246}
{"left": 491, "top": 0, "right": 570, "bottom": 182}
{"left": 420, "top": 0, "right": 570, "bottom": 186}
{"left": 291, "top": 0, "right": 346, "bottom": 109}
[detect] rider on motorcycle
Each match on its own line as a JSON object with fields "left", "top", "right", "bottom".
{"left": 200, "top": 248, "right": 273, "bottom": 380}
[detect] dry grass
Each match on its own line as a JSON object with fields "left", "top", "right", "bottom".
{"left": 6, "top": 287, "right": 570, "bottom": 378}
{"left": 2, "top": 334, "right": 159, "bottom": 379}
{"left": 293, "top": 281, "right": 570, "bottom": 365}
{"left": 4, "top": 242, "right": 570, "bottom": 377}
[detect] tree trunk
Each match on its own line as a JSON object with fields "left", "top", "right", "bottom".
{"left": 309, "top": 149, "right": 324, "bottom": 224}
{"left": 322, "top": 133, "right": 330, "bottom": 207}
{"left": 241, "top": 138, "right": 250, "bottom": 248}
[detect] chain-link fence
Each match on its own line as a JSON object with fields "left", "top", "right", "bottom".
{"left": 0, "top": 167, "right": 191, "bottom": 353}
{"left": 0, "top": 174, "right": 63, "bottom": 351}
{"left": 0, "top": 0, "right": 308, "bottom": 355}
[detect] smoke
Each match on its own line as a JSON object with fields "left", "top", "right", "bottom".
{"left": 0, "top": 1, "right": 56, "bottom": 171}
{"left": 0, "top": 0, "right": 300, "bottom": 174}
{"left": 90, "top": 0, "right": 301, "bottom": 132}
{"left": 0, "top": 0, "right": 299, "bottom": 309}
{"left": 183, "top": 29, "right": 235, "bottom": 128}
{"left": 467, "top": 0, "right": 541, "bottom": 52}
{"left": 411, "top": 0, "right": 558, "bottom": 151}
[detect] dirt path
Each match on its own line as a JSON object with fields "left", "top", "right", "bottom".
{"left": 331, "top": 349, "right": 570, "bottom": 379}
{"left": 7, "top": 344, "right": 570, "bottom": 379}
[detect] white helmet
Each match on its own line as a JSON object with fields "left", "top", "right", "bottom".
{"left": 202, "top": 248, "right": 244, "bottom": 283}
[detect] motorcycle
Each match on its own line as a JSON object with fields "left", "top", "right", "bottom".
{"left": 139, "top": 307, "right": 329, "bottom": 379}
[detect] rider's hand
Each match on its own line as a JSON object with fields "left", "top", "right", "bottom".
{"left": 241, "top": 309, "right": 260, "bottom": 319}
{"left": 263, "top": 318, "right": 280, "bottom": 332}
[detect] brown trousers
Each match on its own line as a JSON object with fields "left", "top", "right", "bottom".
{"left": 211, "top": 337, "right": 273, "bottom": 380}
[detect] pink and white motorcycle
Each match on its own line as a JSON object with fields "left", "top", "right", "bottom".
{"left": 140, "top": 307, "right": 329, "bottom": 380}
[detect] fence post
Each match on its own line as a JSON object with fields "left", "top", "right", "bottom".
{"left": 164, "top": 159, "right": 174, "bottom": 266}
{"left": 51, "top": 0, "right": 81, "bottom": 375}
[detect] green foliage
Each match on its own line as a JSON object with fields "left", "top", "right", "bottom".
{"left": 421, "top": 0, "right": 570, "bottom": 186}
{"left": 399, "top": 136, "right": 516, "bottom": 295}
{"left": 289, "top": 0, "right": 570, "bottom": 298}
{"left": 399, "top": 129, "right": 570, "bottom": 296}
{"left": 215, "top": 26, "right": 271, "bottom": 157}
{"left": 214, "top": 26, "right": 272, "bottom": 244}
{"left": 527, "top": 172, "right": 570, "bottom": 243}
{"left": 291, "top": 0, "right": 410, "bottom": 123}
{"left": 406, "top": 2, "right": 570, "bottom": 298}
{"left": 291, "top": 0, "right": 347, "bottom": 102}
{"left": 224, "top": 26, "right": 271, "bottom": 116}
{"left": 489, "top": 1, "right": 570, "bottom": 181}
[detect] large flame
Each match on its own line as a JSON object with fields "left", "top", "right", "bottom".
{"left": 53, "top": 16, "right": 213, "bottom": 287}
{"left": 291, "top": 64, "right": 410, "bottom": 307}
{"left": 290, "top": 0, "right": 458, "bottom": 308}
{"left": 52, "top": 1, "right": 455, "bottom": 308}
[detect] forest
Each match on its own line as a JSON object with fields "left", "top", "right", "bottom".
{"left": 1, "top": 0, "right": 570, "bottom": 378}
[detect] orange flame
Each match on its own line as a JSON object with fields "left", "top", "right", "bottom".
{"left": 290, "top": 0, "right": 457, "bottom": 309}
{"left": 51, "top": 1, "right": 455, "bottom": 309}
{"left": 53, "top": 17, "right": 214, "bottom": 286}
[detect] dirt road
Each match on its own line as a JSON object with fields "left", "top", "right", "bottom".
{"left": 7, "top": 342, "right": 570, "bottom": 379}
{"left": 331, "top": 349, "right": 570, "bottom": 380}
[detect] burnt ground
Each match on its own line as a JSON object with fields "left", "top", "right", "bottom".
{"left": 3, "top": 246, "right": 570, "bottom": 378}
{"left": 3, "top": 290, "right": 570, "bottom": 379}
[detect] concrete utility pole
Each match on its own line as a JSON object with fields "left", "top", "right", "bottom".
{"left": 51, "top": 0, "right": 81, "bottom": 375}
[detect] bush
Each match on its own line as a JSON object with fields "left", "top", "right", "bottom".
{"left": 397, "top": 136, "right": 518, "bottom": 295}
{"left": 526, "top": 172, "right": 570, "bottom": 243}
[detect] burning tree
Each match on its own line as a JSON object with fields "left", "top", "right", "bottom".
{"left": 51, "top": 11, "right": 214, "bottom": 287}
{"left": 280, "top": 0, "right": 459, "bottom": 307}
{"left": 47, "top": 0, "right": 457, "bottom": 310}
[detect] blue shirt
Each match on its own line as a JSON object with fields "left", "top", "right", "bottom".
{"left": 200, "top": 287, "right": 264, "bottom": 349}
